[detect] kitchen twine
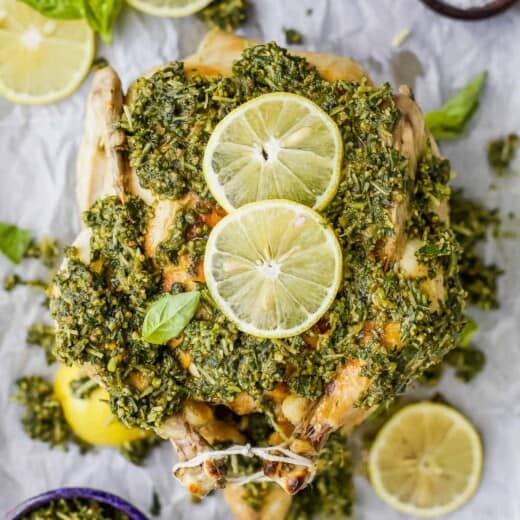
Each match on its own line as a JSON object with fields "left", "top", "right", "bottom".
{"left": 172, "top": 444, "right": 315, "bottom": 486}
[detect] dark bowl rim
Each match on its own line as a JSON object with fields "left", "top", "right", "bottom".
{"left": 5, "top": 487, "right": 149, "bottom": 520}
{"left": 420, "top": 0, "right": 518, "bottom": 19}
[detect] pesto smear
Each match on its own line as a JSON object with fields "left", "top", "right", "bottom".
{"left": 51, "top": 43, "right": 465, "bottom": 435}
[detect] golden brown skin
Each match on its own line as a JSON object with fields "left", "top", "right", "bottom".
{"left": 71, "top": 30, "right": 449, "bottom": 515}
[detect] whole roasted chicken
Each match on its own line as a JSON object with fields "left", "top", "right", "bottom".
{"left": 50, "top": 30, "right": 465, "bottom": 519}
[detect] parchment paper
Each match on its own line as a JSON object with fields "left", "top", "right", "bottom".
{"left": 1, "top": 1, "right": 519, "bottom": 518}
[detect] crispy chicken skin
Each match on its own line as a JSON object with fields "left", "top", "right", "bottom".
{"left": 67, "top": 30, "right": 450, "bottom": 517}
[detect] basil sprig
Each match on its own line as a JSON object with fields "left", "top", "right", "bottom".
{"left": 0, "top": 223, "right": 32, "bottom": 264}
{"left": 425, "top": 71, "right": 487, "bottom": 141}
{"left": 142, "top": 292, "right": 200, "bottom": 345}
{"left": 19, "top": 0, "right": 123, "bottom": 44}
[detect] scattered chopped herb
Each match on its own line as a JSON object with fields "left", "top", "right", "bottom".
{"left": 487, "top": 133, "right": 519, "bottom": 175}
{"left": 306, "top": 8, "right": 313, "bottom": 15}
{"left": 443, "top": 344, "right": 485, "bottom": 382}
{"left": 149, "top": 490, "right": 162, "bottom": 517}
{"left": 92, "top": 57, "right": 110, "bottom": 70}
{"left": 19, "top": 497, "right": 130, "bottom": 520}
{"left": 3, "top": 273, "right": 49, "bottom": 293}
{"left": 27, "top": 323, "right": 57, "bottom": 364}
{"left": 450, "top": 189, "right": 502, "bottom": 310}
{"left": 425, "top": 71, "right": 487, "bottom": 140}
{"left": 14, "top": 376, "right": 82, "bottom": 450}
{"left": 24, "top": 237, "right": 60, "bottom": 268}
{"left": 0, "top": 222, "right": 32, "bottom": 264}
{"left": 197, "top": 0, "right": 249, "bottom": 32}
{"left": 283, "top": 27, "right": 304, "bottom": 45}
{"left": 119, "top": 435, "right": 163, "bottom": 466}
{"left": 287, "top": 433, "right": 354, "bottom": 520}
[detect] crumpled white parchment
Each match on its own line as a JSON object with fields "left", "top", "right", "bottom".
{"left": 1, "top": 1, "right": 519, "bottom": 518}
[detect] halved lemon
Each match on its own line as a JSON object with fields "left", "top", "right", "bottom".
{"left": 54, "top": 365, "right": 147, "bottom": 447}
{"left": 204, "top": 200, "right": 343, "bottom": 338}
{"left": 203, "top": 92, "right": 343, "bottom": 213}
{"left": 0, "top": 0, "right": 94, "bottom": 104}
{"left": 126, "top": 0, "right": 213, "bottom": 17}
{"left": 369, "top": 402, "right": 483, "bottom": 518}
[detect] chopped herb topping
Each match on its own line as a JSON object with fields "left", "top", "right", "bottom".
{"left": 487, "top": 133, "right": 518, "bottom": 175}
{"left": 59, "top": 44, "right": 465, "bottom": 435}
{"left": 197, "top": 0, "right": 249, "bottom": 32}
{"left": 19, "top": 498, "right": 130, "bottom": 520}
{"left": 119, "top": 435, "right": 163, "bottom": 466}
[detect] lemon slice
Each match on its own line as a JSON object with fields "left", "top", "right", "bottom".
{"left": 0, "top": 0, "right": 94, "bottom": 104}
{"left": 126, "top": 0, "right": 213, "bottom": 17}
{"left": 369, "top": 402, "right": 483, "bottom": 518}
{"left": 203, "top": 92, "right": 343, "bottom": 213}
{"left": 204, "top": 200, "right": 343, "bottom": 338}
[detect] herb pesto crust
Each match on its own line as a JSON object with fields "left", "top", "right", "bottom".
{"left": 51, "top": 43, "right": 466, "bottom": 438}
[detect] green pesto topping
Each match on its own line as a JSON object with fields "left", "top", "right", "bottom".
{"left": 56, "top": 43, "right": 465, "bottom": 431}
{"left": 487, "top": 133, "right": 518, "bottom": 175}
{"left": 197, "top": 0, "right": 249, "bottom": 32}
{"left": 20, "top": 498, "right": 130, "bottom": 520}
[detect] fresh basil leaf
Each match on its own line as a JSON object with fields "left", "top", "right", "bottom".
{"left": 18, "top": 0, "right": 83, "bottom": 19}
{"left": 0, "top": 223, "right": 32, "bottom": 264}
{"left": 425, "top": 71, "right": 487, "bottom": 141}
{"left": 459, "top": 316, "right": 478, "bottom": 348}
{"left": 82, "top": 0, "right": 123, "bottom": 44}
{"left": 142, "top": 292, "right": 200, "bottom": 345}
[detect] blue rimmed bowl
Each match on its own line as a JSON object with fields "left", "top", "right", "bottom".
{"left": 6, "top": 488, "right": 149, "bottom": 520}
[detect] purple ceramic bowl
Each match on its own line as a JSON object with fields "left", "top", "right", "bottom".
{"left": 420, "top": 0, "right": 518, "bottom": 19}
{"left": 6, "top": 488, "right": 149, "bottom": 520}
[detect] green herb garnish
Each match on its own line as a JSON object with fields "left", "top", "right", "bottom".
{"left": 142, "top": 292, "right": 201, "bottom": 344}
{"left": 0, "top": 222, "right": 32, "bottom": 264}
{"left": 425, "top": 71, "right": 487, "bottom": 140}
{"left": 149, "top": 490, "right": 162, "bottom": 517}
{"left": 18, "top": 0, "right": 123, "bottom": 44}
{"left": 284, "top": 28, "right": 304, "bottom": 45}
{"left": 197, "top": 0, "right": 248, "bottom": 32}
{"left": 487, "top": 133, "right": 519, "bottom": 175}
{"left": 14, "top": 376, "right": 76, "bottom": 450}
{"left": 27, "top": 323, "right": 57, "bottom": 364}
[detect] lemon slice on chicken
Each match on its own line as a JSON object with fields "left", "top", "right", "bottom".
{"left": 0, "top": 0, "right": 94, "bottom": 104}
{"left": 204, "top": 200, "right": 343, "bottom": 338}
{"left": 203, "top": 92, "right": 343, "bottom": 212}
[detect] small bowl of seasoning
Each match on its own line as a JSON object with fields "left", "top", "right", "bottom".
{"left": 6, "top": 488, "right": 149, "bottom": 520}
{"left": 420, "top": 0, "right": 519, "bottom": 19}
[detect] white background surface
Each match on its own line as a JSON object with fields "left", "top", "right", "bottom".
{"left": 1, "top": 1, "right": 520, "bottom": 518}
